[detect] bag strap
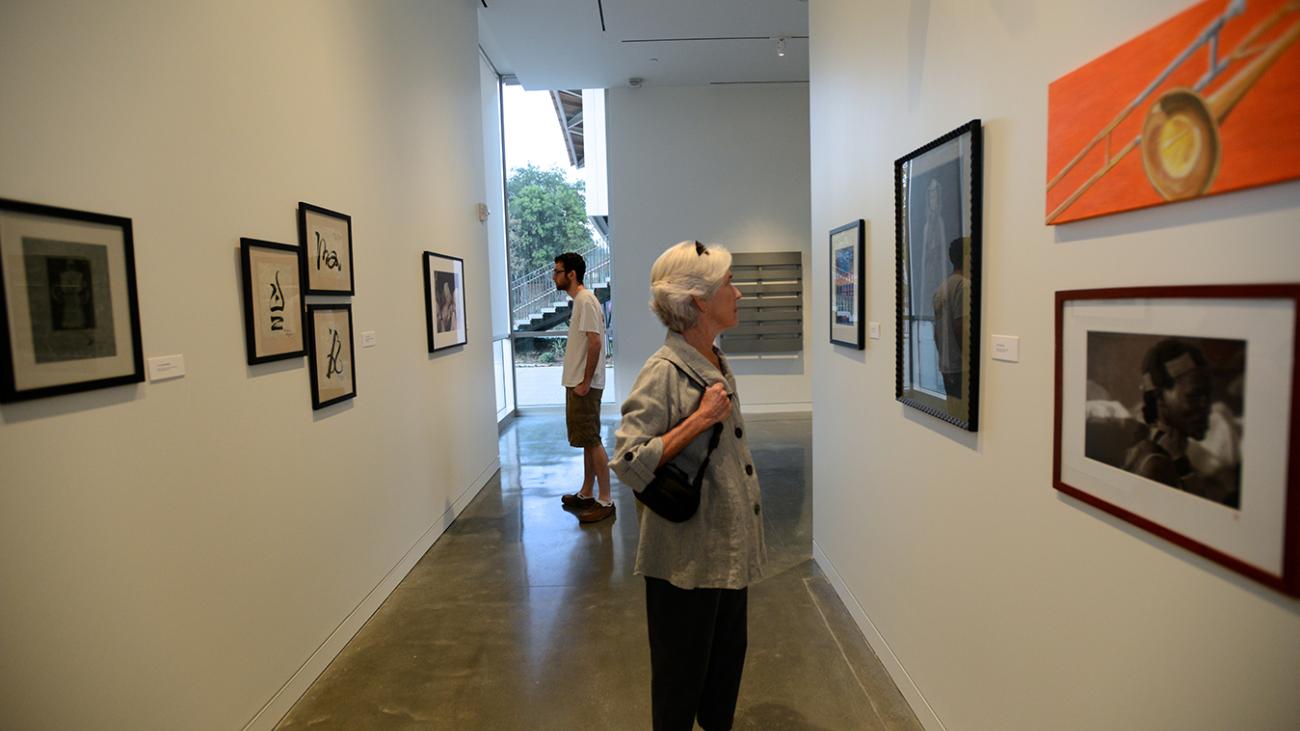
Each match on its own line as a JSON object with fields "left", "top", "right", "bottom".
{"left": 690, "top": 424, "right": 725, "bottom": 489}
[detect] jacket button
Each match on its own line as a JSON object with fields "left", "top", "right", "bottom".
{"left": 734, "top": 427, "right": 743, "bottom": 438}
{"left": 745, "top": 464, "right": 753, "bottom": 476}
{"left": 753, "top": 504, "right": 761, "bottom": 515}
{"left": 624, "top": 453, "right": 634, "bottom": 461}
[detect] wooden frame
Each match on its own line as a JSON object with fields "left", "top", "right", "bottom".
{"left": 423, "top": 251, "right": 467, "bottom": 352}
{"left": 894, "top": 119, "right": 983, "bottom": 430}
{"left": 829, "top": 219, "right": 865, "bottom": 349}
{"left": 1054, "top": 284, "right": 1300, "bottom": 596}
{"left": 297, "top": 202, "right": 354, "bottom": 295}
{"left": 0, "top": 198, "right": 144, "bottom": 402}
{"left": 307, "top": 303, "right": 356, "bottom": 410}
{"left": 240, "top": 238, "right": 305, "bottom": 365}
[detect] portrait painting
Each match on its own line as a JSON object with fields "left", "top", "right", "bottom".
{"left": 829, "top": 219, "right": 865, "bottom": 349}
{"left": 240, "top": 238, "right": 305, "bottom": 365}
{"left": 1055, "top": 284, "right": 1300, "bottom": 597}
{"left": 423, "top": 251, "right": 466, "bottom": 352}
{"left": 1046, "top": 0, "right": 1300, "bottom": 224}
{"left": 298, "top": 202, "right": 354, "bottom": 295}
{"left": 0, "top": 198, "right": 143, "bottom": 402}
{"left": 307, "top": 304, "right": 355, "bottom": 410}
{"left": 895, "top": 120, "right": 983, "bottom": 430}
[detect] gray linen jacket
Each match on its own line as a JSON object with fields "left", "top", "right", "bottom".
{"left": 612, "top": 330, "right": 766, "bottom": 590}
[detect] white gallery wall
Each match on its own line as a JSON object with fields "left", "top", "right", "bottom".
{"left": 606, "top": 84, "right": 812, "bottom": 409}
{"left": 0, "top": 2, "right": 497, "bottom": 729}
{"left": 809, "top": 2, "right": 1300, "bottom": 730}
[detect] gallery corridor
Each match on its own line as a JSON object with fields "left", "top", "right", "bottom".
{"left": 277, "top": 413, "right": 920, "bottom": 730}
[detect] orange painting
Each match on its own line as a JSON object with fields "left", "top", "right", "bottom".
{"left": 1046, "top": 0, "right": 1300, "bottom": 224}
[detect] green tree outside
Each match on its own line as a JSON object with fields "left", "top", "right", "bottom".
{"left": 506, "top": 164, "right": 594, "bottom": 280}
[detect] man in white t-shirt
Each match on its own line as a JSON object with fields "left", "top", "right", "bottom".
{"left": 553, "top": 252, "right": 613, "bottom": 523}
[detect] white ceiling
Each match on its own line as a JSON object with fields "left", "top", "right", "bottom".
{"left": 477, "top": 0, "right": 809, "bottom": 90}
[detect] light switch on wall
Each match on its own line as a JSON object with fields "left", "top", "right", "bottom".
{"left": 991, "top": 335, "right": 1020, "bottom": 362}
{"left": 869, "top": 322, "right": 881, "bottom": 339}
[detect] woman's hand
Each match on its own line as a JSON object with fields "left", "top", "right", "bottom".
{"left": 694, "top": 382, "right": 731, "bottom": 426}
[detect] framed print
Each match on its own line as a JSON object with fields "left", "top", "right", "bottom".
{"left": 423, "top": 251, "right": 466, "bottom": 352}
{"left": 1054, "top": 284, "right": 1300, "bottom": 596}
{"left": 0, "top": 198, "right": 144, "bottom": 403}
{"left": 1046, "top": 0, "right": 1300, "bottom": 224}
{"left": 240, "top": 238, "right": 305, "bottom": 365}
{"left": 297, "top": 202, "right": 354, "bottom": 295}
{"left": 307, "top": 303, "right": 356, "bottom": 410}
{"left": 895, "top": 119, "right": 983, "bottom": 431}
{"left": 829, "top": 219, "right": 865, "bottom": 349}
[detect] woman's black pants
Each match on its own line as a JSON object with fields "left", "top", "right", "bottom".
{"left": 644, "top": 576, "right": 749, "bottom": 731}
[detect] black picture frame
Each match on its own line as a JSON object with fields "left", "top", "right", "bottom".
{"left": 894, "top": 119, "right": 983, "bottom": 431}
{"left": 423, "top": 251, "right": 467, "bottom": 353}
{"left": 297, "top": 202, "right": 355, "bottom": 295}
{"left": 240, "top": 238, "right": 306, "bottom": 365}
{"left": 307, "top": 303, "right": 356, "bottom": 410}
{"left": 829, "top": 219, "right": 866, "bottom": 349}
{"left": 0, "top": 198, "right": 145, "bottom": 403}
{"left": 1054, "top": 284, "right": 1300, "bottom": 597}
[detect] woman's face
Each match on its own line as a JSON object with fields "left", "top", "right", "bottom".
{"left": 698, "top": 272, "right": 742, "bottom": 331}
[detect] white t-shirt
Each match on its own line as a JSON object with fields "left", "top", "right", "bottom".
{"left": 562, "top": 288, "right": 606, "bottom": 389}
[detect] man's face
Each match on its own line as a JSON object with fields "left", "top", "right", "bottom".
{"left": 1160, "top": 368, "right": 1212, "bottom": 440}
{"left": 553, "top": 265, "right": 570, "bottom": 291}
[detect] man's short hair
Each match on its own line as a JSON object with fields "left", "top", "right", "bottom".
{"left": 555, "top": 252, "right": 586, "bottom": 284}
{"left": 948, "top": 237, "right": 965, "bottom": 270}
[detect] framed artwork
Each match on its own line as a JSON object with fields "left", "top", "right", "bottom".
{"left": 1054, "top": 284, "right": 1300, "bottom": 596}
{"left": 423, "top": 251, "right": 466, "bottom": 352}
{"left": 0, "top": 198, "right": 144, "bottom": 403}
{"left": 895, "top": 120, "right": 983, "bottom": 431}
{"left": 240, "top": 238, "right": 305, "bottom": 365}
{"left": 307, "top": 303, "right": 356, "bottom": 410}
{"left": 1046, "top": 0, "right": 1300, "bottom": 224}
{"left": 829, "top": 219, "right": 865, "bottom": 349}
{"left": 297, "top": 202, "right": 354, "bottom": 295}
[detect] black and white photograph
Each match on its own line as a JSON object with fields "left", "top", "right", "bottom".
{"left": 423, "top": 251, "right": 466, "bottom": 352}
{"left": 298, "top": 202, "right": 354, "bottom": 295}
{"left": 307, "top": 303, "right": 356, "bottom": 410}
{"left": 1084, "top": 331, "right": 1244, "bottom": 509}
{"left": 829, "top": 219, "right": 865, "bottom": 349}
{"left": 1055, "top": 285, "right": 1300, "bottom": 597}
{"left": 895, "top": 119, "right": 983, "bottom": 430}
{"left": 0, "top": 198, "right": 144, "bottom": 402}
{"left": 240, "top": 238, "right": 306, "bottom": 365}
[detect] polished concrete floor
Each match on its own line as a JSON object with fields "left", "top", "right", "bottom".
{"left": 277, "top": 414, "right": 921, "bottom": 731}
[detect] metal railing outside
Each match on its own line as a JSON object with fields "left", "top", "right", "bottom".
{"left": 510, "top": 243, "right": 610, "bottom": 327}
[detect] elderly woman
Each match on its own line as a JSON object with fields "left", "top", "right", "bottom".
{"left": 612, "top": 240, "right": 765, "bottom": 731}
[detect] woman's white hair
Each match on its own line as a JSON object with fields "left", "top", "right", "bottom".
{"left": 648, "top": 240, "right": 733, "bottom": 332}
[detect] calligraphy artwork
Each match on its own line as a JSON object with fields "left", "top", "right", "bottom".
{"left": 895, "top": 120, "right": 983, "bottom": 431}
{"left": 829, "top": 219, "right": 865, "bottom": 349}
{"left": 240, "top": 238, "right": 305, "bottom": 365}
{"left": 297, "top": 202, "right": 354, "bottom": 295}
{"left": 423, "top": 251, "right": 467, "bottom": 353}
{"left": 0, "top": 198, "right": 143, "bottom": 402}
{"left": 1046, "top": 0, "right": 1300, "bottom": 224}
{"left": 307, "top": 303, "right": 356, "bottom": 409}
{"left": 1055, "top": 284, "right": 1300, "bottom": 596}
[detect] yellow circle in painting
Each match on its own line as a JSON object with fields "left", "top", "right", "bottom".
{"left": 1157, "top": 112, "right": 1202, "bottom": 180}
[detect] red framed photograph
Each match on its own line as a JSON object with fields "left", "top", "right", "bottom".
{"left": 1054, "top": 284, "right": 1300, "bottom": 596}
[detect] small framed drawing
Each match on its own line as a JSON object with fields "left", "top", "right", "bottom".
{"left": 1054, "top": 284, "right": 1300, "bottom": 596}
{"left": 0, "top": 198, "right": 144, "bottom": 403}
{"left": 423, "top": 251, "right": 466, "bottom": 352}
{"left": 307, "top": 303, "right": 356, "bottom": 410}
{"left": 297, "top": 202, "right": 354, "bottom": 295}
{"left": 240, "top": 238, "right": 305, "bottom": 365}
{"left": 829, "top": 219, "right": 865, "bottom": 349}
{"left": 895, "top": 119, "right": 983, "bottom": 431}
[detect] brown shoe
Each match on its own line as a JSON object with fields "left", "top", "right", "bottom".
{"left": 561, "top": 492, "right": 597, "bottom": 509}
{"left": 578, "top": 501, "right": 615, "bottom": 523}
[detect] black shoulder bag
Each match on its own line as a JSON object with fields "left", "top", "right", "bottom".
{"left": 634, "top": 422, "right": 724, "bottom": 522}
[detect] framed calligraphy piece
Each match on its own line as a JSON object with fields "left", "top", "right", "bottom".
{"left": 423, "top": 251, "right": 467, "bottom": 352}
{"left": 298, "top": 202, "right": 354, "bottom": 295}
{"left": 0, "top": 197, "right": 144, "bottom": 403}
{"left": 307, "top": 303, "right": 356, "bottom": 410}
{"left": 240, "top": 238, "right": 305, "bottom": 365}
